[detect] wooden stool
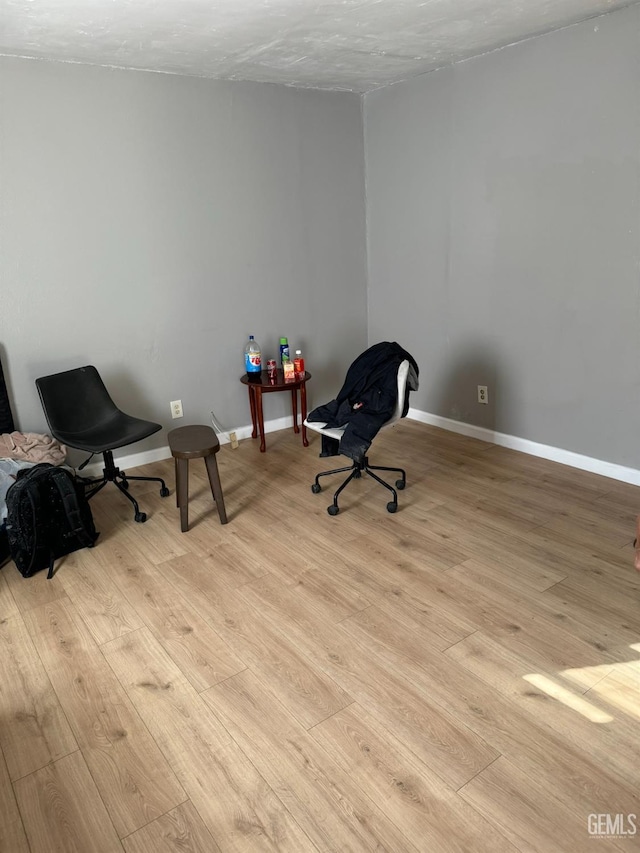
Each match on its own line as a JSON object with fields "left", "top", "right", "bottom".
{"left": 168, "top": 425, "right": 228, "bottom": 531}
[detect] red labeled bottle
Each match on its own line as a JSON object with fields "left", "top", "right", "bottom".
{"left": 293, "top": 349, "right": 305, "bottom": 378}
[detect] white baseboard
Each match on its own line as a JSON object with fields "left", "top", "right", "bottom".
{"left": 80, "top": 410, "right": 640, "bottom": 489}
{"left": 408, "top": 407, "right": 640, "bottom": 487}
{"left": 79, "top": 415, "right": 295, "bottom": 476}
{"left": 80, "top": 445, "right": 172, "bottom": 477}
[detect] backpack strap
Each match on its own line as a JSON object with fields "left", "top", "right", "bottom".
{"left": 19, "top": 467, "right": 60, "bottom": 579}
{"left": 49, "top": 468, "right": 94, "bottom": 550}
{"left": 21, "top": 477, "right": 44, "bottom": 578}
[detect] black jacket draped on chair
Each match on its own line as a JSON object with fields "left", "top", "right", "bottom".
{"left": 307, "top": 341, "right": 419, "bottom": 462}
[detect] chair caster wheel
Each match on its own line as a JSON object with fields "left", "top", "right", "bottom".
{"left": 327, "top": 505, "right": 340, "bottom": 516}
{"left": 395, "top": 479, "right": 405, "bottom": 490}
{"left": 386, "top": 502, "right": 397, "bottom": 513}
{"left": 134, "top": 512, "right": 147, "bottom": 523}
{"left": 311, "top": 483, "right": 321, "bottom": 494}
{"left": 160, "top": 487, "right": 170, "bottom": 498}
{"left": 121, "top": 479, "right": 129, "bottom": 489}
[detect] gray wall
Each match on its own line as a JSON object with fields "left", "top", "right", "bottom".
{"left": 0, "top": 58, "right": 367, "bottom": 457}
{"left": 364, "top": 5, "right": 640, "bottom": 467}
{"left": 4, "top": 5, "right": 640, "bottom": 471}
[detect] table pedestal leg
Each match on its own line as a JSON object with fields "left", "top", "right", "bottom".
{"left": 291, "top": 388, "right": 299, "bottom": 433}
{"left": 255, "top": 388, "right": 266, "bottom": 452}
{"left": 248, "top": 386, "right": 258, "bottom": 439}
{"left": 300, "top": 381, "right": 309, "bottom": 447}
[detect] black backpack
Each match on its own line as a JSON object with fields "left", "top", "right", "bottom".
{"left": 5, "top": 464, "right": 98, "bottom": 579}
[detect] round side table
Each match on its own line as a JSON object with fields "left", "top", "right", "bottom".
{"left": 241, "top": 370, "right": 311, "bottom": 452}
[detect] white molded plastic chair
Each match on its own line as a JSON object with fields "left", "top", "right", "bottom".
{"left": 304, "top": 360, "right": 411, "bottom": 515}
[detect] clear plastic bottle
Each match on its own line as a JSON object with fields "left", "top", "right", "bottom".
{"left": 294, "top": 349, "right": 305, "bottom": 378}
{"left": 244, "top": 335, "right": 262, "bottom": 378}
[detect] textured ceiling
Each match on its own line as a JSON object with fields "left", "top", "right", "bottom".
{"left": 0, "top": 0, "right": 637, "bottom": 92}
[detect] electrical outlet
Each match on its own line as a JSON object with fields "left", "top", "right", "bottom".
{"left": 477, "top": 385, "right": 488, "bottom": 405}
{"left": 170, "top": 399, "right": 183, "bottom": 419}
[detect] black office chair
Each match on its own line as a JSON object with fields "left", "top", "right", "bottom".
{"left": 36, "top": 366, "right": 169, "bottom": 523}
{"left": 1, "top": 353, "right": 15, "bottom": 567}
{"left": 0, "top": 354, "right": 15, "bottom": 435}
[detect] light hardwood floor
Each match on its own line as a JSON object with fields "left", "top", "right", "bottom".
{"left": 1, "top": 420, "right": 639, "bottom": 852}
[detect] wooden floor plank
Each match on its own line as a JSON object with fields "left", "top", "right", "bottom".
{"left": 2, "top": 559, "right": 67, "bottom": 614}
{"left": 122, "top": 801, "right": 220, "bottom": 853}
{"left": 338, "top": 594, "right": 640, "bottom": 804}
{"left": 58, "top": 550, "right": 144, "bottom": 645}
{"left": 440, "top": 561, "right": 625, "bottom": 667}
{"left": 103, "top": 627, "right": 317, "bottom": 853}
{"left": 235, "top": 575, "right": 500, "bottom": 790}
{"left": 157, "top": 553, "right": 354, "bottom": 729}
{"left": 459, "top": 755, "right": 628, "bottom": 853}
{"left": 0, "top": 745, "right": 29, "bottom": 852}
{"left": 0, "top": 570, "right": 20, "bottom": 621}
{"left": 204, "top": 668, "right": 419, "bottom": 853}
{"left": 440, "top": 556, "right": 639, "bottom": 651}
{"left": 24, "top": 597, "right": 187, "bottom": 838}
{"left": 0, "top": 612, "right": 78, "bottom": 781}
{"left": 14, "top": 750, "right": 123, "bottom": 853}
{"left": 585, "top": 661, "right": 640, "bottom": 726}
{"left": 310, "top": 703, "right": 518, "bottom": 852}
{"left": 103, "top": 543, "right": 247, "bottom": 691}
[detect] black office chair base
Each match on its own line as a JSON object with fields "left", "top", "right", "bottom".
{"left": 80, "top": 450, "right": 170, "bottom": 522}
{"left": 311, "top": 455, "right": 406, "bottom": 516}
